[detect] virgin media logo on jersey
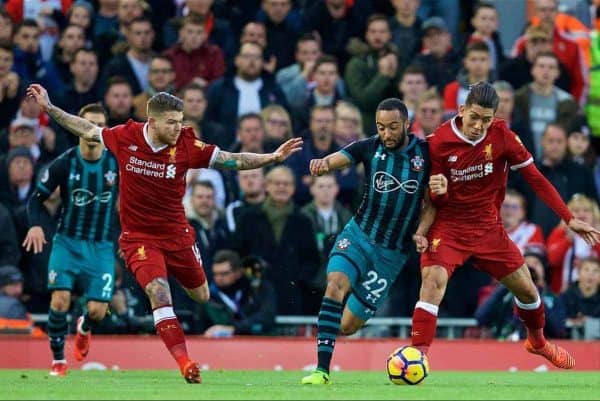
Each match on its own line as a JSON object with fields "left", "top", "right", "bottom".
{"left": 72, "top": 189, "right": 112, "bottom": 206}
{"left": 125, "top": 156, "right": 177, "bottom": 179}
{"left": 373, "top": 172, "right": 418, "bottom": 194}
{"left": 450, "top": 162, "right": 494, "bottom": 182}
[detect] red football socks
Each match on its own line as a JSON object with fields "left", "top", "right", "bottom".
{"left": 154, "top": 306, "right": 189, "bottom": 368}
{"left": 516, "top": 302, "right": 546, "bottom": 349}
{"left": 411, "top": 305, "right": 438, "bottom": 354}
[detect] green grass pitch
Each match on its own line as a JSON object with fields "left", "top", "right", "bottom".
{"left": 1, "top": 370, "right": 597, "bottom": 400}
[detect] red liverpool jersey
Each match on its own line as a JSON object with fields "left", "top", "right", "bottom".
{"left": 101, "top": 120, "right": 218, "bottom": 247}
{"left": 428, "top": 117, "right": 533, "bottom": 227}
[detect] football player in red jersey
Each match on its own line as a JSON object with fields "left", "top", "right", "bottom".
{"left": 411, "top": 81, "right": 600, "bottom": 369}
{"left": 27, "top": 83, "right": 302, "bottom": 383}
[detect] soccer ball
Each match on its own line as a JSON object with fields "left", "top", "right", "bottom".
{"left": 386, "top": 346, "right": 429, "bottom": 385}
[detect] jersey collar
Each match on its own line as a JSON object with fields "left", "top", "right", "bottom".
{"left": 451, "top": 116, "right": 488, "bottom": 146}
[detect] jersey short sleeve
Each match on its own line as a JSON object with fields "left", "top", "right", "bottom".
{"left": 184, "top": 128, "right": 219, "bottom": 169}
{"left": 37, "top": 152, "right": 68, "bottom": 195}
{"left": 340, "top": 137, "right": 372, "bottom": 165}
{"left": 503, "top": 124, "right": 533, "bottom": 171}
{"left": 101, "top": 124, "right": 128, "bottom": 155}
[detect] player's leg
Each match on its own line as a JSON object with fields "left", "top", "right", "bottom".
{"left": 74, "top": 242, "right": 114, "bottom": 361}
{"left": 47, "top": 290, "right": 71, "bottom": 376}
{"left": 500, "top": 265, "right": 575, "bottom": 369}
{"left": 74, "top": 301, "right": 109, "bottom": 361}
{"left": 181, "top": 281, "right": 210, "bottom": 304}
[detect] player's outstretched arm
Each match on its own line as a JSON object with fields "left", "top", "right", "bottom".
{"left": 213, "top": 137, "right": 303, "bottom": 170}
{"left": 309, "top": 151, "right": 352, "bottom": 176}
{"left": 567, "top": 219, "right": 600, "bottom": 246}
{"left": 26, "top": 84, "right": 102, "bottom": 142}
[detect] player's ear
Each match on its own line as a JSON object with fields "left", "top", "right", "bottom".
{"left": 458, "top": 104, "right": 466, "bottom": 117}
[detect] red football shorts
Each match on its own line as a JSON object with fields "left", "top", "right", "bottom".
{"left": 420, "top": 224, "right": 524, "bottom": 280}
{"left": 121, "top": 240, "right": 207, "bottom": 290}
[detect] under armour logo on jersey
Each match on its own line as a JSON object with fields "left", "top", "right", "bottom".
{"left": 448, "top": 155, "right": 457, "bottom": 162}
{"left": 69, "top": 173, "right": 80, "bottom": 181}
{"left": 374, "top": 151, "right": 386, "bottom": 160}
{"left": 317, "top": 339, "right": 335, "bottom": 346}
{"left": 166, "top": 164, "right": 176, "bottom": 179}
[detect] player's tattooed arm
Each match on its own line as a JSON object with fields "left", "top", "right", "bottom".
{"left": 213, "top": 137, "right": 303, "bottom": 170}
{"left": 213, "top": 150, "right": 278, "bottom": 170}
{"left": 27, "top": 83, "right": 102, "bottom": 142}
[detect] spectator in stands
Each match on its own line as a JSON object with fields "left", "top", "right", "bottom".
{"left": 66, "top": 1, "right": 95, "bottom": 41}
{"left": 256, "top": 0, "right": 301, "bottom": 71}
{"left": 345, "top": 14, "right": 401, "bottom": 134}
{"left": 398, "top": 64, "right": 429, "bottom": 122}
{"left": 302, "top": 0, "right": 368, "bottom": 69}
{"left": 201, "top": 249, "right": 277, "bottom": 337}
{"left": 0, "top": 10, "right": 15, "bottom": 45}
{"left": 389, "top": 0, "right": 423, "bottom": 63}
{"left": 229, "top": 113, "right": 267, "bottom": 154}
{"left": 0, "top": 203, "right": 20, "bottom": 266}
{"left": 224, "top": 168, "right": 266, "bottom": 233}
{"left": 511, "top": 4, "right": 588, "bottom": 107}
{"left": 560, "top": 257, "right": 600, "bottom": 332}
{"left": 333, "top": 101, "right": 364, "bottom": 148}
{"left": 94, "top": 0, "right": 121, "bottom": 39}
{"left": 293, "top": 55, "right": 343, "bottom": 133}
{"left": 300, "top": 174, "right": 352, "bottom": 311}
{"left": 184, "top": 181, "right": 230, "bottom": 280}
{"left": 100, "top": 16, "right": 155, "bottom": 96}
{"left": 261, "top": 104, "right": 293, "bottom": 152}
{"left": 547, "top": 194, "right": 600, "bottom": 294}
{"left": 103, "top": 77, "right": 136, "bottom": 126}
{"left": 276, "top": 33, "right": 322, "bottom": 110}
{"left": 132, "top": 56, "right": 176, "bottom": 120}
{"left": 0, "top": 265, "right": 27, "bottom": 320}
{"left": 409, "top": 87, "right": 443, "bottom": 139}
{"left": 443, "top": 41, "right": 492, "bottom": 118}
{"left": 566, "top": 115, "right": 594, "bottom": 168}
{"left": 205, "top": 42, "right": 288, "bottom": 137}
{"left": 231, "top": 166, "right": 320, "bottom": 315}
{"left": 0, "top": 43, "right": 23, "bottom": 130}
{"left": 179, "top": 83, "right": 229, "bottom": 150}
{"left": 475, "top": 246, "right": 566, "bottom": 339}
{"left": 1, "top": 147, "right": 35, "bottom": 211}
{"left": 239, "top": 21, "right": 276, "bottom": 74}
{"left": 162, "top": 0, "right": 236, "bottom": 59}
{"left": 162, "top": 13, "right": 225, "bottom": 91}
{"left": 513, "top": 52, "right": 578, "bottom": 159}
{"left": 465, "top": 1, "right": 505, "bottom": 78}
{"left": 49, "top": 25, "right": 86, "bottom": 88}
{"left": 501, "top": 188, "right": 545, "bottom": 254}
{"left": 55, "top": 48, "right": 100, "bottom": 117}
{"left": 1, "top": 120, "right": 45, "bottom": 167}
{"left": 500, "top": 24, "right": 571, "bottom": 100}
{"left": 11, "top": 19, "right": 61, "bottom": 94}
{"left": 95, "top": 0, "right": 147, "bottom": 63}
{"left": 514, "top": 123, "right": 598, "bottom": 237}
{"left": 413, "top": 16, "right": 461, "bottom": 94}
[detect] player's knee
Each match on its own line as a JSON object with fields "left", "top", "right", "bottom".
{"left": 145, "top": 278, "right": 172, "bottom": 307}
{"left": 340, "top": 323, "right": 359, "bottom": 336}
{"left": 50, "top": 292, "right": 70, "bottom": 312}
{"left": 422, "top": 267, "right": 448, "bottom": 292}
{"left": 197, "top": 287, "right": 210, "bottom": 303}
{"left": 87, "top": 304, "right": 108, "bottom": 321}
{"left": 325, "top": 273, "right": 350, "bottom": 300}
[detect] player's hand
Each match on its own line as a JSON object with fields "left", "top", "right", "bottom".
{"left": 310, "top": 158, "right": 330, "bottom": 176}
{"left": 429, "top": 174, "right": 448, "bottom": 195}
{"left": 26, "top": 84, "right": 50, "bottom": 111}
{"left": 567, "top": 218, "right": 600, "bottom": 245}
{"left": 273, "top": 137, "right": 303, "bottom": 162}
{"left": 22, "top": 226, "right": 47, "bottom": 254}
{"left": 413, "top": 233, "right": 428, "bottom": 253}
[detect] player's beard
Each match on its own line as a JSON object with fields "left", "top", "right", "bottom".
{"left": 384, "top": 127, "right": 407, "bottom": 150}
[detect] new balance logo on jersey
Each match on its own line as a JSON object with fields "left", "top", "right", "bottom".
{"left": 166, "top": 164, "right": 176, "bottom": 179}
{"left": 448, "top": 155, "right": 458, "bottom": 162}
{"left": 128, "top": 145, "right": 138, "bottom": 152}
{"left": 374, "top": 152, "right": 386, "bottom": 160}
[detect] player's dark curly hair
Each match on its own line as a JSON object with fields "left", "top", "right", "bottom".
{"left": 376, "top": 98, "right": 408, "bottom": 121}
{"left": 465, "top": 81, "right": 499, "bottom": 111}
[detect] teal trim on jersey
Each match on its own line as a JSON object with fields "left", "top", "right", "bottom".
{"left": 86, "top": 149, "right": 107, "bottom": 240}
{"left": 62, "top": 156, "right": 77, "bottom": 231}
{"left": 75, "top": 151, "right": 91, "bottom": 238}
{"left": 101, "top": 155, "right": 117, "bottom": 241}
{"left": 339, "top": 149, "right": 355, "bottom": 164}
{"left": 358, "top": 143, "right": 384, "bottom": 234}
{"left": 37, "top": 182, "right": 51, "bottom": 194}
